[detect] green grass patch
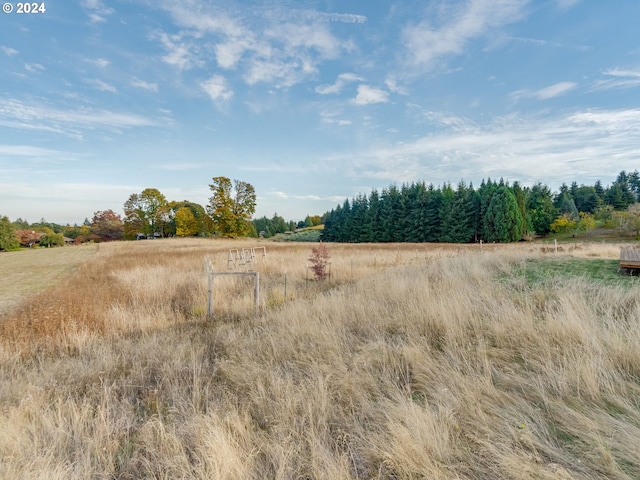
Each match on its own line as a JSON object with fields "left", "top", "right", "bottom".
{"left": 0, "top": 245, "right": 99, "bottom": 315}
{"left": 510, "top": 257, "right": 640, "bottom": 288}
{"left": 272, "top": 229, "right": 323, "bottom": 242}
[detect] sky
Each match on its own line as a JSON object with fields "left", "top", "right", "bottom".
{"left": 1, "top": 0, "right": 640, "bottom": 225}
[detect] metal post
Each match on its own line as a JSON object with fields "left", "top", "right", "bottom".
{"left": 207, "top": 265, "right": 213, "bottom": 320}
{"left": 284, "top": 270, "right": 287, "bottom": 303}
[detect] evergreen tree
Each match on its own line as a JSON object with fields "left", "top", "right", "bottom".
{"left": 380, "top": 186, "right": 402, "bottom": 242}
{"left": 594, "top": 180, "right": 606, "bottom": 203}
{"left": 484, "top": 185, "right": 523, "bottom": 242}
{"left": 440, "top": 182, "right": 476, "bottom": 243}
{"left": 554, "top": 183, "right": 571, "bottom": 209}
{"left": 628, "top": 170, "right": 640, "bottom": 199}
{"left": 478, "top": 179, "right": 497, "bottom": 242}
{"left": 365, "top": 189, "right": 385, "bottom": 242}
{"left": 605, "top": 184, "right": 632, "bottom": 210}
{"left": 350, "top": 194, "right": 369, "bottom": 242}
{"left": 437, "top": 183, "right": 456, "bottom": 242}
{"left": 605, "top": 172, "right": 636, "bottom": 209}
{"left": 572, "top": 186, "right": 601, "bottom": 214}
{"left": 556, "top": 193, "right": 579, "bottom": 220}
{"left": 405, "top": 183, "right": 435, "bottom": 242}
{"left": 526, "top": 183, "right": 557, "bottom": 236}
{"left": 512, "top": 181, "right": 528, "bottom": 238}
{"left": 321, "top": 208, "right": 337, "bottom": 241}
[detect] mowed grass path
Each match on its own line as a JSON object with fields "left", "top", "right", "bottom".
{"left": 0, "top": 245, "right": 99, "bottom": 315}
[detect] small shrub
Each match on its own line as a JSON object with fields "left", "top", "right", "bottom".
{"left": 308, "top": 244, "right": 330, "bottom": 280}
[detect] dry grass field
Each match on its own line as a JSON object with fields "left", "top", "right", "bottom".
{"left": 0, "top": 244, "right": 99, "bottom": 315}
{"left": 1, "top": 238, "right": 639, "bottom": 479}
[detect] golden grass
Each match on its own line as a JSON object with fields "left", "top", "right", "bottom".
{"left": 0, "top": 244, "right": 99, "bottom": 315}
{"left": 1, "top": 239, "right": 639, "bottom": 479}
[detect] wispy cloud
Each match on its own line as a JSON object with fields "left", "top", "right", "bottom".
{"left": 507, "top": 36, "right": 592, "bottom": 52}
{"left": 87, "top": 79, "right": 117, "bottom": 93}
{"left": 85, "top": 57, "right": 110, "bottom": 68}
{"left": 154, "top": 1, "right": 358, "bottom": 88}
{"left": 590, "top": 68, "right": 640, "bottom": 91}
{"left": 201, "top": 75, "right": 233, "bottom": 103}
{"left": 153, "top": 31, "right": 203, "bottom": 71}
{"left": 83, "top": 0, "right": 114, "bottom": 23}
{"left": 352, "top": 85, "right": 389, "bottom": 105}
{"left": 320, "top": 109, "right": 352, "bottom": 126}
{"left": 403, "top": 0, "right": 528, "bottom": 69}
{"left": 510, "top": 81, "right": 578, "bottom": 101}
{"left": 131, "top": 77, "right": 159, "bottom": 92}
{"left": 385, "top": 77, "right": 408, "bottom": 95}
{"left": 265, "top": 191, "right": 344, "bottom": 202}
{"left": 317, "top": 12, "right": 366, "bottom": 24}
{"left": 0, "top": 145, "right": 67, "bottom": 157}
{"left": 24, "top": 63, "right": 45, "bottom": 73}
{"left": 0, "top": 98, "right": 160, "bottom": 138}
{"left": 316, "top": 73, "right": 363, "bottom": 95}
{"left": 1, "top": 46, "right": 19, "bottom": 56}
{"left": 323, "top": 108, "right": 640, "bottom": 186}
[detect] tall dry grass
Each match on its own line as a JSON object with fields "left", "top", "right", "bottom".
{"left": 1, "top": 239, "right": 639, "bottom": 479}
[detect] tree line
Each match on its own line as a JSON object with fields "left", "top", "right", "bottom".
{"left": 321, "top": 171, "right": 640, "bottom": 243}
{"left": 0, "top": 177, "right": 263, "bottom": 250}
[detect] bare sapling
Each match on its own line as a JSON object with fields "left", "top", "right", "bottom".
{"left": 308, "top": 244, "right": 330, "bottom": 280}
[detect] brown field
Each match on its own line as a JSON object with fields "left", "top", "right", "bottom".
{"left": 0, "top": 244, "right": 99, "bottom": 315}
{"left": 1, "top": 238, "right": 639, "bottom": 479}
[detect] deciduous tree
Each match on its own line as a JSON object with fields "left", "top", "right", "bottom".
{"left": 91, "top": 209, "right": 123, "bottom": 241}
{"left": 0, "top": 215, "right": 19, "bottom": 251}
{"left": 174, "top": 207, "right": 198, "bottom": 236}
{"left": 207, "top": 177, "right": 256, "bottom": 237}
{"left": 123, "top": 188, "right": 169, "bottom": 239}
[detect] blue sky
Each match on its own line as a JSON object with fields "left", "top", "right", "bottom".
{"left": 1, "top": 0, "right": 640, "bottom": 225}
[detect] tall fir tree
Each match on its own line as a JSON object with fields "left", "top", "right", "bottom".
{"left": 484, "top": 185, "right": 524, "bottom": 242}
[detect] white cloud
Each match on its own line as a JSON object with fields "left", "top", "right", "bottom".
{"left": 511, "top": 81, "right": 578, "bottom": 101}
{"left": 1, "top": 46, "right": 19, "bottom": 56}
{"left": 590, "top": 68, "right": 640, "bottom": 91}
{"left": 535, "top": 81, "right": 578, "bottom": 99}
{"left": 316, "top": 73, "right": 363, "bottom": 95}
{"left": 0, "top": 98, "right": 160, "bottom": 138}
{"left": 323, "top": 108, "right": 640, "bottom": 186}
{"left": 155, "top": 1, "right": 356, "bottom": 88}
{"left": 87, "top": 79, "right": 117, "bottom": 93}
{"left": 320, "top": 109, "right": 352, "bottom": 126}
{"left": 154, "top": 32, "right": 203, "bottom": 71}
{"left": 352, "top": 85, "right": 389, "bottom": 105}
{"left": 85, "top": 58, "right": 110, "bottom": 68}
{"left": 130, "top": 77, "right": 159, "bottom": 92}
{"left": 0, "top": 145, "right": 65, "bottom": 157}
{"left": 83, "top": 0, "right": 114, "bottom": 23}
{"left": 24, "top": 63, "right": 45, "bottom": 73}
{"left": 265, "top": 191, "right": 340, "bottom": 202}
{"left": 403, "top": 0, "right": 527, "bottom": 69}
{"left": 320, "top": 13, "right": 366, "bottom": 24}
{"left": 385, "top": 77, "right": 408, "bottom": 95}
{"left": 201, "top": 75, "right": 233, "bottom": 103}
